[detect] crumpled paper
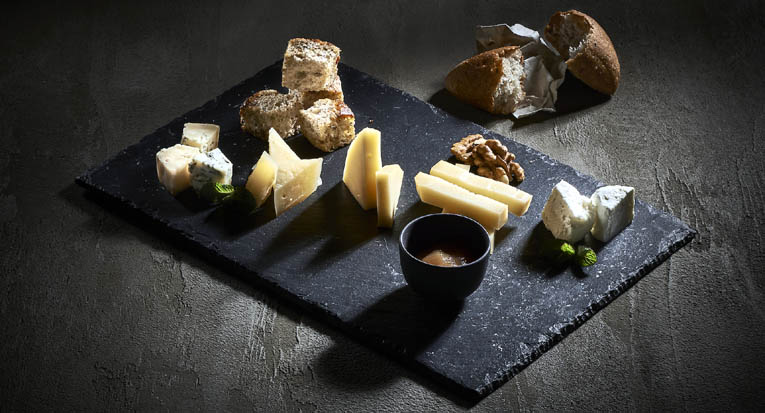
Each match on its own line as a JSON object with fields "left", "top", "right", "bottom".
{"left": 476, "top": 24, "right": 567, "bottom": 118}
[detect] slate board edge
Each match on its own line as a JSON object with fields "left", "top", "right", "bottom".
{"left": 75, "top": 61, "right": 697, "bottom": 403}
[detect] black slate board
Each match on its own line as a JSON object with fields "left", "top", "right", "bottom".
{"left": 76, "top": 61, "right": 695, "bottom": 402}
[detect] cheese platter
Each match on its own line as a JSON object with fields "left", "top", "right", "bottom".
{"left": 76, "top": 56, "right": 695, "bottom": 402}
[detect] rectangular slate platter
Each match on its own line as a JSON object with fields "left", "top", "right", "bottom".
{"left": 76, "top": 61, "right": 695, "bottom": 402}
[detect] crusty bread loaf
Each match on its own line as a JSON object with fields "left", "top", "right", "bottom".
{"left": 239, "top": 89, "right": 301, "bottom": 140}
{"left": 444, "top": 46, "right": 526, "bottom": 115}
{"left": 300, "top": 74, "right": 344, "bottom": 109}
{"left": 282, "top": 38, "right": 341, "bottom": 92}
{"left": 298, "top": 98, "right": 356, "bottom": 152}
{"left": 544, "top": 10, "right": 620, "bottom": 95}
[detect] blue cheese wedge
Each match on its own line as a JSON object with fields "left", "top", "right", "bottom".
{"left": 541, "top": 180, "right": 593, "bottom": 242}
{"left": 181, "top": 123, "right": 220, "bottom": 152}
{"left": 188, "top": 148, "right": 233, "bottom": 192}
{"left": 590, "top": 185, "right": 635, "bottom": 242}
{"left": 156, "top": 144, "right": 201, "bottom": 195}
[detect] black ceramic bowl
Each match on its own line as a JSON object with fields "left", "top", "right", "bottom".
{"left": 399, "top": 213, "right": 491, "bottom": 301}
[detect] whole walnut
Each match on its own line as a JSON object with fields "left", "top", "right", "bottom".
{"left": 450, "top": 134, "right": 525, "bottom": 184}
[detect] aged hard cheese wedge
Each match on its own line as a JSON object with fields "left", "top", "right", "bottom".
{"left": 245, "top": 152, "right": 278, "bottom": 208}
{"left": 342, "top": 127, "right": 382, "bottom": 210}
{"left": 268, "top": 128, "right": 323, "bottom": 216}
{"left": 156, "top": 144, "right": 201, "bottom": 195}
{"left": 430, "top": 160, "right": 532, "bottom": 216}
{"left": 181, "top": 123, "right": 220, "bottom": 152}
{"left": 415, "top": 172, "right": 508, "bottom": 231}
{"left": 273, "top": 158, "right": 322, "bottom": 216}
{"left": 376, "top": 164, "right": 404, "bottom": 227}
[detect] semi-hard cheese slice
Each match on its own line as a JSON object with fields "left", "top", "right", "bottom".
{"left": 181, "top": 123, "right": 220, "bottom": 152}
{"left": 430, "top": 160, "right": 532, "bottom": 216}
{"left": 415, "top": 172, "right": 508, "bottom": 231}
{"left": 343, "top": 127, "right": 382, "bottom": 210}
{"left": 455, "top": 163, "right": 471, "bottom": 171}
{"left": 246, "top": 151, "right": 278, "bottom": 208}
{"left": 273, "top": 158, "right": 322, "bottom": 216}
{"left": 156, "top": 144, "right": 201, "bottom": 195}
{"left": 376, "top": 164, "right": 404, "bottom": 227}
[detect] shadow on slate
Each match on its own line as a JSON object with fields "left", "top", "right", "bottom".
{"left": 75, "top": 60, "right": 696, "bottom": 404}
{"left": 428, "top": 71, "right": 610, "bottom": 129}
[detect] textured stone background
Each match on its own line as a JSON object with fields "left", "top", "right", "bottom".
{"left": 1, "top": 1, "right": 764, "bottom": 411}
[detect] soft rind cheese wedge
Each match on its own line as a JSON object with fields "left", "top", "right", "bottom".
{"left": 376, "top": 164, "right": 404, "bottom": 227}
{"left": 415, "top": 172, "right": 508, "bottom": 231}
{"left": 343, "top": 127, "right": 382, "bottom": 210}
{"left": 541, "top": 180, "right": 593, "bottom": 242}
{"left": 273, "top": 158, "right": 322, "bottom": 216}
{"left": 590, "top": 185, "right": 635, "bottom": 242}
{"left": 156, "top": 144, "right": 201, "bottom": 195}
{"left": 181, "top": 123, "right": 220, "bottom": 152}
{"left": 188, "top": 148, "right": 233, "bottom": 192}
{"left": 430, "top": 160, "right": 532, "bottom": 216}
{"left": 246, "top": 152, "right": 279, "bottom": 208}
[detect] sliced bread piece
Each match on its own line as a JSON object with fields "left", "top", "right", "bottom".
{"left": 282, "top": 38, "right": 340, "bottom": 91}
{"left": 444, "top": 46, "right": 525, "bottom": 115}
{"left": 300, "top": 74, "right": 344, "bottom": 109}
{"left": 298, "top": 98, "right": 356, "bottom": 152}
{"left": 544, "top": 10, "right": 620, "bottom": 95}
{"left": 239, "top": 89, "right": 301, "bottom": 140}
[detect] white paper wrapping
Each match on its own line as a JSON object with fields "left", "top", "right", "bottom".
{"left": 476, "top": 24, "right": 567, "bottom": 118}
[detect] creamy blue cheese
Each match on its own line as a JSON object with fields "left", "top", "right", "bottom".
{"left": 181, "top": 123, "right": 220, "bottom": 152}
{"left": 541, "top": 180, "right": 593, "bottom": 242}
{"left": 188, "top": 148, "right": 233, "bottom": 192}
{"left": 590, "top": 185, "right": 635, "bottom": 242}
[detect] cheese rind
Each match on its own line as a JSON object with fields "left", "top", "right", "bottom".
{"left": 188, "top": 148, "right": 233, "bottom": 192}
{"left": 430, "top": 160, "right": 532, "bottom": 216}
{"left": 376, "top": 164, "right": 404, "bottom": 227}
{"left": 273, "top": 158, "right": 322, "bottom": 216}
{"left": 246, "top": 152, "right": 279, "bottom": 208}
{"left": 181, "top": 123, "right": 220, "bottom": 152}
{"left": 541, "top": 180, "right": 593, "bottom": 242}
{"left": 590, "top": 185, "right": 635, "bottom": 242}
{"left": 342, "top": 127, "right": 382, "bottom": 210}
{"left": 156, "top": 144, "right": 201, "bottom": 195}
{"left": 415, "top": 172, "right": 508, "bottom": 231}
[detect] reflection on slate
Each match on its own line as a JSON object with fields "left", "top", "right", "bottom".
{"left": 76, "top": 61, "right": 695, "bottom": 403}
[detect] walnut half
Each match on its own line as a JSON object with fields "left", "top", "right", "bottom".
{"left": 450, "top": 134, "right": 525, "bottom": 184}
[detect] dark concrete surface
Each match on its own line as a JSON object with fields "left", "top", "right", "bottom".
{"left": 1, "top": 1, "right": 763, "bottom": 411}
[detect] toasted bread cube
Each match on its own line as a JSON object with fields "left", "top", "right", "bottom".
{"left": 282, "top": 38, "right": 340, "bottom": 91}
{"left": 298, "top": 98, "right": 355, "bottom": 152}
{"left": 240, "top": 89, "right": 301, "bottom": 140}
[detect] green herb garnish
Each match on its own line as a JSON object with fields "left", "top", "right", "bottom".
{"left": 540, "top": 239, "right": 597, "bottom": 268}
{"left": 575, "top": 245, "right": 597, "bottom": 267}
{"left": 198, "top": 182, "right": 257, "bottom": 213}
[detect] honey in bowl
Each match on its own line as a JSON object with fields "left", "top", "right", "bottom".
{"left": 416, "top": 243, "right": 476, "bottom": 267}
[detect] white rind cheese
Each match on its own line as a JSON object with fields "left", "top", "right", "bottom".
{"left": 156, "top": 144, "right": 201, "bottom": 195}
{"left": 181, "top": 123, "right": 220, "bottom": 152}
{"left": 430, "top": 160, "right": 532, "bottom": 217}
{"left": 590, "top": 185, "right": 635, "bottom": 242}
{"left": 246, "top": 152, "right": 279, "bottom": 208}
{"left": 541, "top": 180, "right": 593, "bottom": 242}
{"left": 188, "top": 148, "right": 233, "bottom": 192}
{"left": 376, "top": 164, "right": 404, "bottom": 228}
{"left": 415, "top": 172, "right": 508, "bottom": 231}
{"left": 342, "top": 127, "right": 382, "bottom": 210}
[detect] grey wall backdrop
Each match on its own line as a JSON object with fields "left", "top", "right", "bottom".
{"left": 1, "top": 1, "right": 764, "bottom": 411}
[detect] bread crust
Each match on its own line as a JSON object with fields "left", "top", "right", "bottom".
{"left": 544, "top": 10, "right": 620, "bottom": 95}
{"left": 239, "top": 89, "right": 300, "bottom": 140}
{"left": 444, "top": 46, "right": 523, "bottom": 115}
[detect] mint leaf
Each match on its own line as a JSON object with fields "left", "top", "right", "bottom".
{"left": 576, "top": 246, "right": 597, "bottom": 267}
{"left": 198, "top": 182, "right": 237, "bottom": 205}
{"left": 540, "top": 239, "right": 575, "bottom": 265}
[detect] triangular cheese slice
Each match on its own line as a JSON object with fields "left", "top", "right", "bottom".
{"left": 273, "top": 158, "right": 322, "bottom": 216}
{"left": 342, "top": 128, "right": 382, "bottom": 210}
